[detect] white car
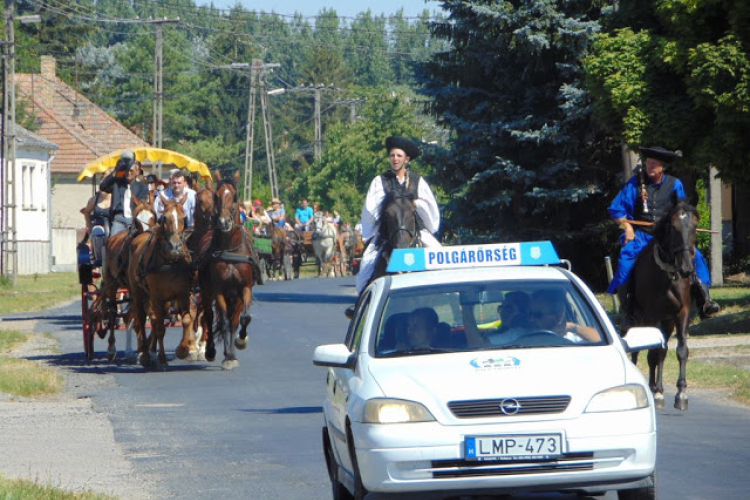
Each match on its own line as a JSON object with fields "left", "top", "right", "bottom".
{"left": 314, "top": 242, "right": 663, "bottom": 500}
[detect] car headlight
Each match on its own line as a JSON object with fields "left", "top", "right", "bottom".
{"left": 363, "top": 398, "right": 436, "bottom": 424}
{"left": 585, "top": 384, "right": 650, "bottom": 413}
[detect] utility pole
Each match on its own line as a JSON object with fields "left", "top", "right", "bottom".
{"left": 3, "top": 0, "right": 17, "bottom": 283}
{"left": 333, "top": 98, "right": 365, "bottom": 124}
{"left": 239, "top": 59, "right": 279, "bottom": 201}
{"left": 150, "top": 18, "right": 178, "bottom": 178}
{"left": 269, "top": 84, "right": 337, "bottom": 162}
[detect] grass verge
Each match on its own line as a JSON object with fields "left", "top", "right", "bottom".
{"left": 0, "top": 273, "right": 79, "bottom": 315}
{"left": 0, "top": 356, "right": 63, "bottom": 397}
{"left": 0, "top": 475, "right": 118, "bottom": 500}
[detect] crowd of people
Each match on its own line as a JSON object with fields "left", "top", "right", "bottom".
{"left": 237, "top": 197, "right": 356, "bottom": 239}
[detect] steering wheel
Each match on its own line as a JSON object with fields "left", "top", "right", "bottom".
{"left": 515, "top": 329, "right": 574, "bottom": 346}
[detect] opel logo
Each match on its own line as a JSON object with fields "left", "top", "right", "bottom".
{"left": 499, "top": 398, "right": 522, "bottom": 415}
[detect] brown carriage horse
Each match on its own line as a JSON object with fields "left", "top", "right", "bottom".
{"left": 95, "top": 197, "right": 156, "bottom": 360}
{"left": 625, "top": 200, "right": 699, "bottom": 410}
{"left": 207, "top": 173, "right": 261, "bottom": 370}
{"left": 127, "top": 196, "right": 195, "bottom": 368}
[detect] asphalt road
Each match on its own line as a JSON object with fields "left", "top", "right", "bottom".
{"left": 8, "top": 276, "right": 750, "bottom": 500}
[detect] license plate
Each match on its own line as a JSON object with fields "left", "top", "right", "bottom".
{"left": 465, "top": 434, "right": 563, "bottom": 461}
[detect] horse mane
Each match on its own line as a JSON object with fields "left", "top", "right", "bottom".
{"left": 653, "top": 200, "right": 699, "bottom": 240}
{"left": 377, "top": 190, "right": 416, "bottom": 241}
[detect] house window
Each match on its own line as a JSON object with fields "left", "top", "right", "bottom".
{"left": 21, "top": 163, "right": 36, "bottom": 210}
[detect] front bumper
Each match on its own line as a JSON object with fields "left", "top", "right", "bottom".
{"left": 351, "top": 407, "right": 656, "bottom": 498}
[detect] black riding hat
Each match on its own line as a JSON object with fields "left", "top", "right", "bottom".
{"left": 385, "top": 136, "right": 420, "bottom": 160}
{"left": 145, "top": 174, "right": 158, "bottom": 183}
{"left": 639, "top": 146, "right": 682, "bottom": 164}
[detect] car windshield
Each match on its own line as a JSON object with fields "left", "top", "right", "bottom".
{"left": 373, "top": 280, "right": 608, "bottom": 357}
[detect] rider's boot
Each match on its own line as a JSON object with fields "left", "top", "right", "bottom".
{"left": 692, "top": 279, "right": 721, "bottom": 319}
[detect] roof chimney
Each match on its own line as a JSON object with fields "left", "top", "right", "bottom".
{"left": 40, "top": 55, "right": 56, "bottom": 108}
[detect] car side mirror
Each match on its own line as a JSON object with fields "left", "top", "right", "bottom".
{"left": 345, "top": 306, "right": 355, "bottom": 320}
{"left": 622, "top": 327, "right": 665, "bottom": 353}
{"left": 313, "top": 344, "right": 355, "bottom": 369}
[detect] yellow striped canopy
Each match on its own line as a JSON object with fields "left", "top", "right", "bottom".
{"left": 77, "top": 147, "right": 212, "bottom": 182}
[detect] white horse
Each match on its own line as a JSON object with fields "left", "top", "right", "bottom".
{"left": 313, "top": 217, "right": 338, "bottom": 278}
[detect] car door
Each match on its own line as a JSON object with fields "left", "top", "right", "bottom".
{"left": 329, "top": 290, "right": 373, "bottom": 473}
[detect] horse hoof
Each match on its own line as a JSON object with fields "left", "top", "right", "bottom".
{"left": 221, "top": 359, "right": 240, "bottom": 370}
{"left": 186, "top": 351, "right": 198, "bottom": 362}
{"left": 674, "top": 394, "right": 689, "bottom": 411}
{"left": 653, "top": 393, "right": 665, "bottom": 409}
{"left": 197, "top": 352, "right": 206, "bottom": 361}
{"left": 175, "top": 345, "right": 189, "bottom": 360}
{"left": 235, "top": 337, "right": 248, "bottom": 350}
{"left": 137, "top": 353, "right": 151, "bottom": 368}
{"left": 107, "top": 349, "right": 117, "bottom": 362}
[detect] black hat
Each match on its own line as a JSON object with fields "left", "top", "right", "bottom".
{"left": 385, "top": 136, "right": 420, "bottom": 160}
{"left": 639, "top": 146, "right": 682, "bottom": 164}
{"left": 146, "top": 174, "right": 158, "bottom": 183}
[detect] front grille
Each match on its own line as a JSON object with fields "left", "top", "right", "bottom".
{"left": 431, "top": 452, "right": 594, "bottom": 478}
{"left": 448, "top": 396, "right": 571, "bottom": 418}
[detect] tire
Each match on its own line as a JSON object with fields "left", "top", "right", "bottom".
{"left": 617, "top": 473, "right": 656, "bottom": 500}
{"left": 81, "top": 290, "right": 95, "bottom": 360}
{"left": 346, "top": 425, "right": 368, "bottom": 500}
{"left": 323, "top": 428, "right": 353, "bottom": 500}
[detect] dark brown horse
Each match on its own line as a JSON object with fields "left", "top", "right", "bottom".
{"left": 127, "top": 197, "right": 194, "bottom": 368}
{"left": 365, "top": 191, "right": 422, "bottom": 290}
{"left": 96, "top": 197, "right": 156, "bottom": 360}
{"left": 626, "top": 201, "right": 698, "bottom": 410}
{"left": 207, "top": 174, "right": 261, "bottom": 370}
{"left": 188, "top": 186, "right": 217, "bottom": 361}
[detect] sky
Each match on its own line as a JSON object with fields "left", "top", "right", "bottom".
{"left": 200, "top": 0, "right": 443, "bottom": 18}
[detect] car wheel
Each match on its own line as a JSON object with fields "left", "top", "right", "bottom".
{"left": 617, "top": 473, "right": 656, "bottom": 500}
{"left": 347, "top": 425, "right": 369, "bottom": 500}
{"left": 323, "top": 428, "right": 353, "bottom": 500}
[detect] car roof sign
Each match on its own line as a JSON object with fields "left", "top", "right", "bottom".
{"left": 387, "top": 241, "right": 560, "bottom": 273}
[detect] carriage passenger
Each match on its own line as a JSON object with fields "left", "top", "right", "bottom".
{"left": 80, "top": 184, "right": 112, "bottom": 267}
{"left": 269, "top": 198, "right": 292, "bottom": 230}
{"left": 294, "top": 199, "right": 315, "bottom": 231}
{"left": 154, "top": 168, "right": 196, "bottom": 229}
{"left": 608, "top": 146, "right": 719, "bottom": 321}
{"left": 99, "top": 150, "right": 149, "bottom": 237}
{"left": 355, "top": 136, "right": 441, "bottom": 295}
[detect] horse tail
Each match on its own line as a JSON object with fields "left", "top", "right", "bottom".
{"left": 250, "top": 249, "right": 263, "bottom": 287}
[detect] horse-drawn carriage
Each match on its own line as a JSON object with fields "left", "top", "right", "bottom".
{"left": 76, "top": 149, "right": 260, "bottom": 371}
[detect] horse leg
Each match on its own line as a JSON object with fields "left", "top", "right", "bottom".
{"left": 673, "top": 312, "right": 690, "bottom": 410}
{"left": 646, "top": 347, "right": 666, "bottom": 409}
{"left": 175, "top": 295, "right": 195, "bottom": 361}
{"left": 131, "top": 293, "right": 151, "bottom": 368}
{"left": 236, "top": 286, "right": 252, "bottom": 350}
{"left": 151, "top": 307, "right": 168, "bottom": 368}
{"left": 216, "top": 294, "right": 238, "bottom": 370}
{"left": 203, "top": 301, "right": 216, "bottom": 362}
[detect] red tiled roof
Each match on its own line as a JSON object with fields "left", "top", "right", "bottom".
{"left": 15, "top": 72, "right": 149, "bottom": 175}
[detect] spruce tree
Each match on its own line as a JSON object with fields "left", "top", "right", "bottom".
{"left": 419, "top": 0, "right": 619, "bottom": 259}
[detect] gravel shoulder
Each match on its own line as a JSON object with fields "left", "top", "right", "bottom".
{"left": 0, "top": 317, "right": 149, "bottom": 499}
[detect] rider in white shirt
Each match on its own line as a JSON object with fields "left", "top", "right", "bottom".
{"left": 355, "top": 136, "right": 441, "bottom": 294}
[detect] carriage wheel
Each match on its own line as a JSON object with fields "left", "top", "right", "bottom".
{"left": 258, "top": 259, "right": 267, "bottom": 285}
{"left": 283, "top": 254, "right": 293, "bottom": 280}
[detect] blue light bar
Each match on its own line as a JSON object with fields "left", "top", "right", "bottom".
{"left": 386, "top": 241, "right": 560, "bottom": 273}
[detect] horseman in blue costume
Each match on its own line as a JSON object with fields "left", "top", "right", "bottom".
{"left": 608, "top": 146, "right": 720, "bottom": 319}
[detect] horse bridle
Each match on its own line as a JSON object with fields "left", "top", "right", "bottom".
{"left": 654, "top": 209, "right": 695, "bottom": 279}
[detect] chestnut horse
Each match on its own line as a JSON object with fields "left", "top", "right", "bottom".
{"left": 207, "top": 175, "right": 261, "bottom": 370}
{"left": 95, "top": 197, "right": 156, "bottom": 360}
{"left": 626, "top": 201, "right": 698, "bottom": 410}
{"left": 127, "top": 197, "right": 194, "bottom": 368}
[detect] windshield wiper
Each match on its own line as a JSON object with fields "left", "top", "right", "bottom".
{"left": 383, "top": 347, "right": 454, "bottom": 357}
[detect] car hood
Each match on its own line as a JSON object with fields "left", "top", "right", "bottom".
{"left": 368, "top": 347, "right": 626, "bottom": 410}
